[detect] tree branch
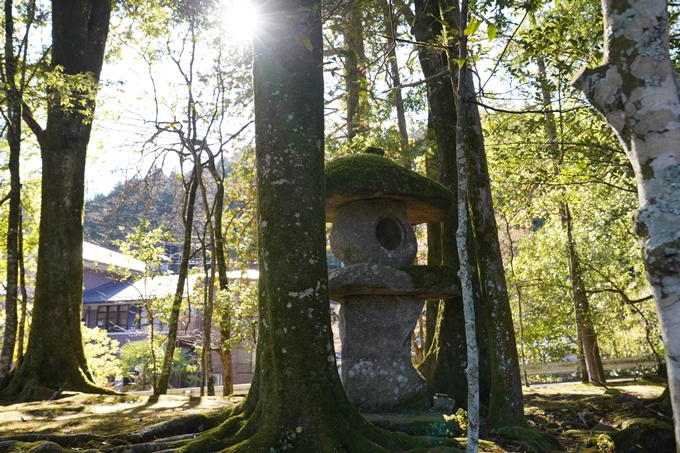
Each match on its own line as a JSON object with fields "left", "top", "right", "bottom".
{"left": 21, "top": 102, "right": 43, "bottom": 142}
{"left": 469, "top": 99, "right": 586, "bottom": 115}
{"left": 389, "top": 69, "right": 449, "bottom": 90}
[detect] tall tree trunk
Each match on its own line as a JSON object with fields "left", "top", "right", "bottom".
{"left": 563, "top": 204, "right": 606, "bottom": 383}
{"left": 343, "top": 0, "right": 368, "bottom": 143}
{"left": 156, "top": 168, "right": 199, "bottom": 394}
{"left": 3, "top": 0, "right": 112, "bottom": 401}
{"left": 381, "top": 0, "right": 411, "bottom": 169}
{"left": 452, "top": 0, "right": 480, "bottom": 448}
{"left": 571, "top": 0, "right": 680, "bottom": 444}
{"left": 0, "top": 0, "right": 22, "bottom": 390}
{"left": 202, "top": 267, "right": 215, "bottom": 396}
{"left": 205, "top": 151, "right": 234, "bottom": 396}
{"left": 530, "top": 25, "right": 606, "bottom": 385}
{"left": 440, "top": 0, "right": 526, "bottom": 428}
{"left": 180, "top": 2, "right": 460, "bottom": 450}
{"left": 412, "top": 0, "right": 491, "bottom": 410}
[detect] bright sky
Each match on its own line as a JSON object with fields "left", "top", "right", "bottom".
{"left": 84, "top": 1, "right": 508, "bottom": 199}
{"left": 85, "top": 0, "right": 260, "bottom": 200}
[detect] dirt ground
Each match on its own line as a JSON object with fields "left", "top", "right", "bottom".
{"left": 0, "top": 377, "right": 672, "bottom": 452}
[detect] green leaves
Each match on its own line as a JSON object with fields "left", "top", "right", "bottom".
{"left": 298, "top": 35, "right": 314, "bottom": 51}
{"left": 464, "top": 17, "right": 481, "bottom": 36}
{"left": 487, "top": 23, "right": 497, "bottom": 40}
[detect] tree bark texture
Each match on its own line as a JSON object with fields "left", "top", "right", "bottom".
{"left": 437, "top": 0, "right": 525, "bottom": 427}
{"left": 571, "top": 0, "right": 680, "bottom": 443}
{"left": 180, "top": 2, "right": 461, "bottom": 451}
{"left": 3, "top": 0, "right": 112, "bottom": 401}
{"left": 0, "top": 0, "right": 22, "bottom": 390}
{"left": 412, "top": 0, "right": 491, "bottom": 410}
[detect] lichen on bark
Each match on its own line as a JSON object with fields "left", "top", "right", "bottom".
{"left": 161, "top": 1, "right": 463, "bottom": 451}
{"left": 571, "top": 0, "right": 680, "bottom": 447}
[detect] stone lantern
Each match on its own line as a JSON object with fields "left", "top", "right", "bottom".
{"left": 325, "top": 151, "right": 460, "bottom": 412}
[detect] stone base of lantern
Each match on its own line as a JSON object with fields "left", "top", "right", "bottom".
{"left": 339, "top": 295, "right": 429, "bottom": 412}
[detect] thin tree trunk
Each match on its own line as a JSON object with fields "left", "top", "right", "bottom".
{"left": 412, "top": 0, "right": 491, "bottom": 409}
{"left": 155, "top": 169, "right": 199, "bottom": 394}
{"left": 382, "top": 0, "right": 410, "bottom": 169}
{"left": 439, "top": 0, "right": 526, "bottom": 428}
{"left": 193, "top": 147, "right": 218, "bottom": 397}
{"left": 343, "top": 0, "right": 368, "bottom": 142}
{"left": 205, "top": 150, "right": 233, "bottom": 396}
{"left": 0, "top": 0, "right": 22, "bottom": 391}
{"left": 425, "top": 137, "right": 442, "bottom": 355}
{"left": 563, "top": 204, "right": 606, "bottom": 383}
{"left": 530, "top": 22, "right": 606, "bottom": 384}
{"left": 16, "top": 211, "right": 28, "bottom": 370}
{"left": 202, "top": 269, "right": 215, "bottom": 396}
{"left": 571, "top": 0, "right": 680, "bottom": 443}
{"left": 218, "top": 329, "right": 233, "bottom": 396}
{"left": 452, "top": 1, "right": 479, "bottom": 449}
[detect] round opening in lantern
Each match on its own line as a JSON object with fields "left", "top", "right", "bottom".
{"left": 376, "top": 217, "right": 403, "bottom": 251}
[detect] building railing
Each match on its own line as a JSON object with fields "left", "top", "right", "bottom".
{"left": 521, "top": 357, "right": 657, "bottom": 375}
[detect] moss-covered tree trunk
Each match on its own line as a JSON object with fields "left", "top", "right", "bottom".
{"left": 438, "top": 0, "right": 525, "bottom": 428}
{"left": 571, "top": 0, "right": 680, "bottom": 442}
{"left": 459, "top": 66, "right": 526, "bottom": 429}
{"left": 411, "top": 0, "right": 491, "bottom": 409}
{"left": 3, "top": 0, "right": 112, "bottom": 401}
{"left": 180, "top": 2, "right": 461, "bottom": 451}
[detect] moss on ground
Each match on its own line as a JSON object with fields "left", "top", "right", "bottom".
{"left": 0, "top": 378, "right": 672, "bottom": 452}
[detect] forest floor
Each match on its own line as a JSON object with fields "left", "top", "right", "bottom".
{"left": 0, "top": 375, "right": 673, "bottom": 452}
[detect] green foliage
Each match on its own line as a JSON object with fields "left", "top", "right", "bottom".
{"left": 484, "top": 0, "right": 661, "bottom": 366}
{"left": 115, "top": 219, "right": 175, "bottom": 276}
{"left": 217, "top": 277, "right": 257, "bottom": 349}
{"left": 454, "top": 408, "right": 468, "bottom": 432}
{"left": 425, "top": 422, "right": 456, "bottom": 438}
{"left": 269, "top": 427, "right": 303, "bottom": 453}
{"left": 82, "top": 324, "right": 123, "bottom": 387}
{"left": 595, "top": 434, "right": 614, "bottom": 453}
{"left": 119, "top": 338, "right": 197, "bottom": 390}
{"left": 45, "top": 66, "right": 99, "bottom": 121}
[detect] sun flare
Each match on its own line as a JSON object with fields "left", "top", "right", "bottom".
{"left": 222, "top": 1, "right": 260, "bottom": 42}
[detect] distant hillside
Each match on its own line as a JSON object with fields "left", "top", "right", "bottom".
{"left": 84, "top": 169, "right": 187, "bottom": 247}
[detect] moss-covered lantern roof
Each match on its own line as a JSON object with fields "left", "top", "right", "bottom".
{"left": 325, "top": 153, "right": 453, "bottom": 224}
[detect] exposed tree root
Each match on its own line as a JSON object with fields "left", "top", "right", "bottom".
{"left": 0, "top": 410, "right": 231, "bottom": 452}
{"left": 0, "top": 399, "right": 465, "bottom": 453}
{"left": 0, "top": 377, "right": 117, "bottom": 404}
